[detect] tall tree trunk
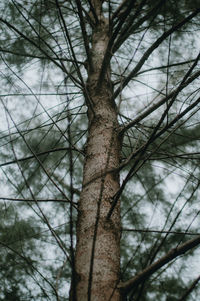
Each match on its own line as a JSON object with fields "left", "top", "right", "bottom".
{"left": 74, "top": 4, "right": 122, "bottom": 300}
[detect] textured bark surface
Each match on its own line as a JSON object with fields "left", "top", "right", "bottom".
{"left": 74, "top": 3, "right": 122, "bottom": 300}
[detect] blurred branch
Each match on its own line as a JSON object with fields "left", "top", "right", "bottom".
{"left": 122, "top": 228, "right": 200, "bottom": 236}
{"left": 113, "top": 8, "right": 200, "bottom": 100}
{"left": 111, "top": 0, "right": 132, "bottom": 22}
{"left": 119, "top": 68, "right": 200, "bottom": 135}
{"left": 97, "top": 0, "right": 138, "bottom": 87}
{"left": 75, "top": 0, "right": 93, "bottom": 70}
{"left": 113, "top": 0, "right": 163, "bottom": 53}
{"left": 0, "top": 17, "right": 81, "bottom": 85}
{"left": 0, "top": 239, "right": 59, "bottom": 300}
{"left": 178, "top": 275, "right": 200, "bottom": 301}
{"left": 118, "top": 235, "right": 200, "bottom": 295}
{"left": 113, "top": 59, "right": 197, "bottom": 84}
{"left": 0, "top": 147, "right": 84, "bottom": 168}
{"left": 55, "top": 0, "right": 85, "bottom": 84}
{"left": 0, "top": 47, "right": 85, "bottom": 64}
{"left": 107, "top": 96, "right": 200, "bottom": 219}
{"left": 0, "top": 197, "right": 78, "bottom": 205}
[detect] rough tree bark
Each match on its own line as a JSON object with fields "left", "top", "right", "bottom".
{"left": 73, "top": 1, "right": 122, "bottom": 300}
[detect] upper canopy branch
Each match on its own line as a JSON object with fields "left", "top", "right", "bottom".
{"left": 55, "top": 0, "right": 85, "bottom": 85}
{"left": 75, "top": 0, "right": 93, "bottom": 71}
{"left": 97, "top": 0, "right": 144, "bottom": 87}
{"left": 111, "top": 0, "right": 133, "bottom": 22}
{"left": 113, "top": 8, "right": 200, "bottom": 100}
{"left": 0, "top": 16, "right": 82, "bottom": 87}
{"left": 112, "top": 0, "right": 164, "bottom": 54}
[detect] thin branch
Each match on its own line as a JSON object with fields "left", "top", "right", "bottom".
{"left": 0, "top": 92, "right": 79, "bottom": 97}
{"left": 113, "top": 0, "right": 162, "bottom": 53}
{"left": 0, "top": 47, "right": 85, "bottom": 64}
{"left": 0, "top": 196, "right": 78, "bottom": 204}
{"left": 75, "top": 0, "right": 93, "bottom": 70}
{"left": 111, "top": 0, "right": 131, "bottom": 22}
{"left": 0, "top": 239, "right": 59, "bottom": 299}
{"left": 119, "top": 68, "right": 200, "bottom": 135}
{"left": 0, "top": 147, "right": 83, "bottom": 168}
{"left": 107, "top": 96, "right": 200, "bottom": 219}
{"left": 178, "top": 275, "right": 200, "bottom": 301}
{"left": 118, "top": 235, "right": 200, "bottom": 295}
{"left": 55, "top": 0, "right": 95, "bottom": 115}
{"left": 97, "top": 0, "right": 138, "bottom": 87}
{"left": 147, "top": 151, "right": 200, "bottom": 160}
{"left": 55, "top": 0, "right": 84, "bottom": 83}
{"left": 87, "top": 0, "right": 99, "bottom": 23}
{"left": 134, "top": 59, "right": 196, "bottom": 77}
{"left": 80, "top": 5, "right": 95, "bottom": 27}
{"left": 113, "top": 8, "right": 200, "bottom": 100}
{"left": 122, "top": 228, "right": 200, "bottom": 236}
{"left": 0, "top": 17, "right": 81, "bottom": 85}
{"left": 65, "top": 76, "right": 76, "bottom": 299}
{"left": 1, "top": 99, "right": 75, "bottom": 207}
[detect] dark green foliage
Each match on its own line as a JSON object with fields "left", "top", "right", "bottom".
{"left": 0, "top": 0, "right": 200, "bottom": 300}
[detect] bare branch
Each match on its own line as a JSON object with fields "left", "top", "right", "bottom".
{"left": 118, "top": 235, "right": 200, "bottom": 295}
{"left": 119, "top": 68, "right": 200, "bottom": 135}
{"left": 0, "top": 196, "right": 78, "bottom": 204}
{"left": 87, "top": 0, "right": 99, "bottom": 24}
{"left": 0, "top": 146, "right": 83, "bottom": 169}
{"left": 1, "top": 99, "right": 73, "bottom": 204}
{"left": 107, "top": 96, "right": 200, "bottom": 219}
{"left": 111, "top": 0, "right": 132, "bottom": 22}
{"left": 0, "top": 239, "right": 60, "bottom": 299}
{"left": 178, "top": 275, "right": 200, "bottom": 301}
{"left": 0, "top": 18, "right": 63, "bottom": 70}
{"left": 0, "top": 46, "right": 85, "bottom": 64}
{"left": 122, "top": 228, "right": 200, "bottom": 236}
{"left": 55, "top": 0, "right": 85, "bottom": 84}
{"left": 75, "top": 0, "right": 93, "bottom": 70}
{"left": 97, "top": 0, "right": 138, "bottom": 87}
{"left": 134, "top": 59, "right": 196, "bottom": 77}
{"left": 113, "top": 0, "right": 163, "bottom": 53}
{"left": 113, "top": 8, "right": 200, "bottom": 100}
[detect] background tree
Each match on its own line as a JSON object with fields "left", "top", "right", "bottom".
{"left": 0, "top": 0, "right": 200, "bottom": 300}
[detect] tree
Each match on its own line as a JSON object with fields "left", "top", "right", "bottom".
{"left": 0, "top": 0, "right": 200, "bottom": 300}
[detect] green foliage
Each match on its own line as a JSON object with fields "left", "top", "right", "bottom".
{"left": 0, "top": 0, "right": 200, "bottom": 300}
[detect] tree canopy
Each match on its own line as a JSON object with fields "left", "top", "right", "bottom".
{"left": 0, "top": 1, "right": 200, "bottom": 300}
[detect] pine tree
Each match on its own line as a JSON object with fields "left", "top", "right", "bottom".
{"left": 0, "top": 1, "right": 200, "bottom": 300}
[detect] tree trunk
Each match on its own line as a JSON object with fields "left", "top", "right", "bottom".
{"left": 73, "top": 5, "right": 122, "bottom": 301}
